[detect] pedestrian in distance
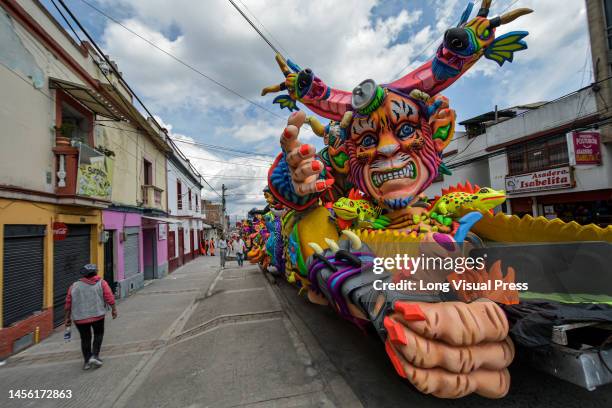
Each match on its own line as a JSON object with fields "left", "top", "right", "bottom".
{"left": 209, "top": 238, "right": 215, "bottom": 256}
{"left": 218, "top": 235, "right": 228, "bottom": 269}
{"left": 64, "top": 264, "right": 117, "bottom": 371}
{"left": 235, "top": 236, "right": 246, "bottom": 267}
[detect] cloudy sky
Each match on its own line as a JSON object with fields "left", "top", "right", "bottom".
{"left": 43, "top": 0, "right": 591, "bottom": 218}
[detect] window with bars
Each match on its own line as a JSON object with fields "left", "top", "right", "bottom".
{"left": 177, "top": 180, "right": 183, "bottom": 210}
{"left": 507, "top": 135, "right": 569, "bottom": 175}
{"left": 188, "top": 189, "right": 192, "bottom": 210}
{"left": 143, "top": 159, "right": 152, "bottom": 185}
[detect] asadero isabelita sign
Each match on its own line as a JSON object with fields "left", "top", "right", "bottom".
{"left": 505, "top": 166, "right": 573, "bottom": 194}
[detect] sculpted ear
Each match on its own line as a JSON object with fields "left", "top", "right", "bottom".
{"left": 427, "top": 95, "right": 456, "bottom": 153}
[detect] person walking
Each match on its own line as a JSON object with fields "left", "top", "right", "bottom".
{"left": 218, "top": 236, "right": 228, "bottom": 269}
{"left": 203, "top": 238, "right": 209, "bottom": 256}
{"left": 64, "top": 264, "right": 117, "bottom": 370}
{"left": 209, "top": 238, "right": 215, "bottom": 256}
{"left": 235, "top": 236, "right": 246, "bottom": 267}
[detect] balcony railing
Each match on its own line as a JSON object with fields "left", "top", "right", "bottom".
{"left": 53, "top": 142, "right": 112, "bottom": 201}
{"left": 142, "top": 185, "right": 164, "bottom": 210}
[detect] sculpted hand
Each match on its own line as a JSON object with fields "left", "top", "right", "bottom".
{"left": 384, "top": 300, "right": 514, "bottom": 398}
{"left": 280, "top": 110, "right": 333, "bottom": 196}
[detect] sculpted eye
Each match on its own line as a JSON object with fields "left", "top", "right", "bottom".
{"left": 480, "top": 28, "right": 491, "bottom": 40}
{"left": 360, "top": 135, "right": 377, "bottom": 148}
{"left": 478, "top": 188, "right": 489, "bottom": 194}
{"left": 397, "top": 123, "right": 415, "bottom": 140}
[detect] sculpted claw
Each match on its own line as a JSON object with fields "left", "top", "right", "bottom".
{"left": 308, "top": 242, "right": 324, "bottom": 255}
{"left": 341, "top": 230, "right": 362, "bottom": 250}
{"left": 324, "top": 238, "right": 340, "bottom": 253}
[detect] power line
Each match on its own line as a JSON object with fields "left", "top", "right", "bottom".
{"left": 392, "top": 0, "right": 482, "bottom": 78}
{"left": 199, "top": 174, "right": 267, "bottom": 180}
{"left": 95, "top": 122, "right": 275, "bottom": 162}
{"left": 172, "top": 137, "right": 275, "bottom": 158}
{"left": 227, "top": 0, "right": 280, "bottom": 55}
{"left": 49, "top": 0, "right": 83, "bottom": 43}
{"left": 57, "top": 1, "right": 164, "bottom": 131}
{"left": 76, "top": 0, "right": 290, "bottom": 124}
{"left": 56, "top": 0, "right": 222, "bottom": 199}
{"left": 392, "top": 0, "right": 522, "bottom": 79}
{"left": 235, "top": 0, "right": 293, "bottom": 60}
{"left": 171, "top": 138, "right": 275, "bottom": 162}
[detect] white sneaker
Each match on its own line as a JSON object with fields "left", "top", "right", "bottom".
{"left": 83, "top": 362, "right": 92, "bottom": 370}
{"left": 89, "top": 356, "right": 103, "bottom": 368}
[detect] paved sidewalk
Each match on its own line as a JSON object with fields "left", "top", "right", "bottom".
{"left": 0, "top": 256, "right": 360, "bottom": 408}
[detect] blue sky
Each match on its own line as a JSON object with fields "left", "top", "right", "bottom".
{"left": 41, "top": 0, "right": 591, "bottom": 216}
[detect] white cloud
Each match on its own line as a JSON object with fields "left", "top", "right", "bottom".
{"left": 155, "top": 116, "right": 271, "bottom": 218}
{"left": 91, "top": 0, "right": 591, "bottom": 216}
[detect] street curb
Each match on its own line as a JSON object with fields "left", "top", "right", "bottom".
{"left": 268, "top": 279, "right": 364, "bottom": 408}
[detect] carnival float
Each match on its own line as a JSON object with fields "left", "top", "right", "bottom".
{"left": 247, "top": 0, "right": 612, "bottom": 398}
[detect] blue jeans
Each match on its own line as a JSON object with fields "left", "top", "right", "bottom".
{"left": 236, "top": 252, "right": 244, "bottom": 266}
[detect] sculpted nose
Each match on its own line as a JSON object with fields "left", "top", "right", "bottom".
{"left": 378, "top": 140, "right": 400, "bottom": 157}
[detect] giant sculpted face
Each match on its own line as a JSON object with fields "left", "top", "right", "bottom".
{"left": 347, "top": 91, "right": 455, "bottom": 210}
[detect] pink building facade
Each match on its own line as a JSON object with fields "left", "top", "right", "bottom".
{"left": 102, "top": 210, "right": 170, "bottom": 298}
{"left": 102, "top": 210, "right": 144, "bottom": 298}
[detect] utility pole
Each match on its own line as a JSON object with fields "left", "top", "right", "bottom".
{"left": 221, "top": 184, "right": 227, "bottom": 234}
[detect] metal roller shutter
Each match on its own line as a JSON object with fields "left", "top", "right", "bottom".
{"left": 53, "top": 225, "right": 91, "bottom": 326}
{"left": 124, "top": 228, "right": 140, "bottom": 278}
{"left": 3, "top": 225, "right": 45, "bottom": 328}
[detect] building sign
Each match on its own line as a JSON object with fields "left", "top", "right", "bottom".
{"left": 572, "top": 131, "right": 602, "bottom": 165}
{"left": 76, "top": 143, "right": 114, "bottom": 200}
{"left": 53, "top": 222, "right": 68, "bottom": 241}
{"left": 505, "top": 166, "right": 573, "bottom": 194}
{"left": 158, "top": 223, "right": 167, "bottom": 241}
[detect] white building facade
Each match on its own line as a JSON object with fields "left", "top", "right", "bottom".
{"left": 166, "top": 141, "right": 206, "bottom": 272}
{"left": 424, "top": 85, "right": 612, "bottom": 226}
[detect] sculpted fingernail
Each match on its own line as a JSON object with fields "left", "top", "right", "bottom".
{"left": 394, "top": 302, "right": 426, "bottom": 321}
{"left": 283, "top": 128, "right": 292, "bottom": 138}
{"left": 384, "top": 317, "right": 407, "bottom": 346}
{"left": 299, "top": 144, "right": 310, "bottom": 156}
{"left": 433, "top": 232, "right": 455, "bottom": 252}
{"left": 385, "top": 341, "right": 407, "bottom": 378}
{"left": 311, "top": 161, "right": 321, "bottom": 171}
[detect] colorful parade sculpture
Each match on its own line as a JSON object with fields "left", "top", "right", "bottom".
{"left": 257, "top": 1, "right": 612, "bottom": 398}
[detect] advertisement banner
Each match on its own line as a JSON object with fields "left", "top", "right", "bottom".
{"left": 505, "top": 166, "right": 573, "bottom": 194}
{"left": 158, "top": 223, "right": 167, "bottom": 241}
{"left": 53, "top": 222, "right": 68, "bottom": 241}
{"left": 572, "top": 131, "right": 602, "bottom": 165}
{"left": 76, "top": 143, "right": 114, "bottom": 200}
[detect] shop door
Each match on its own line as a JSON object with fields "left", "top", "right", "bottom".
{"left": 178, "top": 228, "right": 184, "bottom": 266}
{"left": 53, "top": 224, "right": 91, "bottom": 326}
{"left": 168, "top": 230, "right": 176, "bottom": 272}
{"left": 3, "top": 225, "right": 45, "bottom": 328}
{"left": 123, "top": 227, "right": 140, "bottom": 280}
{"left": 104, "top": 231, "right": 116, "bottom": 295}
{"left": 192, "top": 230, "right": 196, "bottom": 256}
{"left": 143, "top": 228, "right": 157, "bottom": 280}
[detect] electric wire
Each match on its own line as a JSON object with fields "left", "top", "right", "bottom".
{"left": 75, "top": 0, "right": 291, "bottom": 123}
{"left": 227, "top": 0, "right": 280, "bottom": 55}
{"left": 57, "top": 0, "right": 224, "bottom": 198}
{"left": 235, "top": 0, "right": 293, "bottom": 60}
{"left": 392, "top": 0, "right": 521, "bottom": 79}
